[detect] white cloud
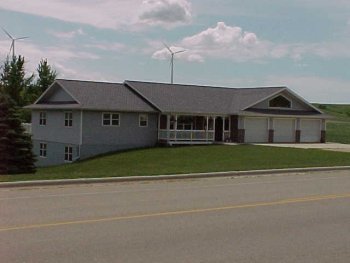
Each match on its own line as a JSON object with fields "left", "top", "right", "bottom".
{"left": 0, "top": 0, "right": 192, "bottom": 30}
{"left": 48, "top": 29, "right": 85, "bottom": 39}
{"left": 139, "top": 0, "right": 192, "bottom": 27}
{"left": 151, "top": 22, "right": 350, "bottom": 63}
{"left": 152, "top": 22, "right": 271, "bottom": 62}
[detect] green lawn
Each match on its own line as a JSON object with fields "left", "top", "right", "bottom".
{"left": 327, "top": 122, "right": 350, "bottom": 144}
{"left": 314, "top": 104, "right": 350, "bottom": 144}
{"left": 1, "top": 145, "right": 350, "bottom": 182}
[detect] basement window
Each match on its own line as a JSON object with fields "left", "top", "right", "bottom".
{"left": 39, "top": 143, "right": 47, "bottom": 158}
{"left": 64, "top": 146, "right": 73, "bottom": 162}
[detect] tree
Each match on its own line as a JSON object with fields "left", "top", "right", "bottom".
{"left": 0, "top": 93, "right": 36, "bottom": 174}
{"left": 35, "top": 59, "right": 57, "bottom": 94}
{"left": 0, "top": 56, "right": 34, "bottom": 107}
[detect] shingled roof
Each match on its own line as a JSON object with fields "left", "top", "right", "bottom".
{"left": 125, "top": 80, "right": 286, "bottom": 114}
{"left": 28, "top": 79, "right": 322, "bottom": 116}
{"left": 28, "top": 79, "right": 158, "bottom": 112}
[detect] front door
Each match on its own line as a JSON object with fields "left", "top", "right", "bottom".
{"left": 215, "top": 117, "right": 223, "bottom": 142}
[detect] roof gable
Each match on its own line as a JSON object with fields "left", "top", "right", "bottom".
{"left": 36, "top": 82, "right": 78, "bottom": 104}
{"left": 245, "top": 89, "right": 322, "bottom": 113}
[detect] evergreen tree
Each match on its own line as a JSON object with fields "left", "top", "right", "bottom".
{"left": 0, "top": 93, "right": 36, "bottom": 174}
{"left": 35, "top": 59, "right": 57, "bottom": 94}
{"left": 0, "top": 56, "right": 34, "bottom": 107}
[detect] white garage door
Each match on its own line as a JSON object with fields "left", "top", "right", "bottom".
{"left": 300, "top": 119, "right": 321, "bottom": 143}
{"left": 245, "top": 117, "right": 269, "bottom": 143}
{"left": 274, "top": 119, "right": 296, "bottom": 143}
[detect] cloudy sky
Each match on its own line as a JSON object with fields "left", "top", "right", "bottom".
{"left": 0, "top": 0, "right": 349, "bottom": 103}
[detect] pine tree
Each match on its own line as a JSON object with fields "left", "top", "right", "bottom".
{"left": 0, "top": 93, "right": 36, "bottom": 174}
{"left": 35, "top": 59, "right": 57, "bottom": 94}
{"left": 0, "top": 56, "right": 34, "bottom": 107}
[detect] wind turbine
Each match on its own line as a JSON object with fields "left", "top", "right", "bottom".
{"left": 163, "top": 43, "right": 186, "bottom": 84}
{"left": 1, "top": 27, "right": 29, "bottom": 58}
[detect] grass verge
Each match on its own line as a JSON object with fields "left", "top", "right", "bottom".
{"left": 1, "top": 145, "right": 350, "bottom": 182}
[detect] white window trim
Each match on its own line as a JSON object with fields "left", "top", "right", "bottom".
{"left": 268, "top": 95, "right": 292, "bottom": 109}
{"left": 39, "top": 111, "right": 47, "bottom": 126}
{"left": 102, "top": 112, "right": 120, "bottom": 127}
{"left": 139, "top": 114, "right": 148, "bottom": 127}
{"left": 64, "top": 111, "right": 73, "bottom": 128}
{"left": 64, "top": 145, "right": 73, "bottom": 163}
{"left": 39, "top": 142, "right": 47, "bottom": 158}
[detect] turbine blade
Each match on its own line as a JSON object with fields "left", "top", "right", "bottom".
{"left": 15, "top": 36, "right": 29, "bottom": 40}
{"left": 174, "top": 49, "right": 186, "bottom": 55}
{"left": 1, "top": 27, "right": 13, "bottom": 40}
{"left": 162, "top": 42, "right": 173, "bottom": 54}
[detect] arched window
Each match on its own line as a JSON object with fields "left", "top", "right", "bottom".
{"left": 269, "top": 95, "right": 291, "bottom": 108}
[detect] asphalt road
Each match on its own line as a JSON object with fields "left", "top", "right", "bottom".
{"left": 1, "top": 171, "right": 350, "bottom": 263}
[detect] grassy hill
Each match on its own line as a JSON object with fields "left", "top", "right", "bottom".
{"left": 1, "top": 145, "right": 350, "bottom": 182}
{"left": 313, "top": 104, "right": 350, "bottom": 144}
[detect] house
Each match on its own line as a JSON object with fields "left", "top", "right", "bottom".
{"left": 26, "top": 79, "right": 329, "bottom": 166}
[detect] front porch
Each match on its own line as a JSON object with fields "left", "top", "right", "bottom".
{"left": 158, "top": 114, "right": 231, "bottom": 144}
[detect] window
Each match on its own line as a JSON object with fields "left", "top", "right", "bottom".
{"left": 64, "top": 146, "right": 73, "bottom": 162}
{"left": 177, "top": 116, "right": 194, "bottom": 130}
{"left": 39, "top": 143, "right": 47, "bottom": 157}
{"left": 39, "top": 112, "right": 46, "bottom": 126}
{"left": 65, "top": 112, "right": 73, "bottom": 127}
{"left": 139, "top": 114, "right": 148, "bottom": 127}
{"left": 102, "top": 113, "right": 120, "bottom": 126}
{"left": 269, "top": 96, "right": 291, "bottom": 108}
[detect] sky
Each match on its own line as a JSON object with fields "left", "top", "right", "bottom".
{"left": 0, "top": 0, "right": 349, "bottom": 103}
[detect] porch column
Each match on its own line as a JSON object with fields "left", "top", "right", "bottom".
{"left": 166, "top": 114, "right": 170, "bottom": 141}
{"left": 206, "top": 116, "right": 209, "bottom": 142}
{"left": 174, "top": 115, "right": 178, "bottom": 141}
{"left": 213, "top": 117, "right": 216, "bottom": 141}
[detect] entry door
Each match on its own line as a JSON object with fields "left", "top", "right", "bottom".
{"left": 215, "top": 117, "right": 223, "bottom": 142}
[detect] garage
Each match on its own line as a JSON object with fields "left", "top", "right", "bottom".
{"left": 300, "top": 119, "right": 321, "bottom": 143}
{"left": 245, "top": 117, "right": 269, "bottom": 143}
{"left": 274, "top": 118, "right": 296, "bottom": 143}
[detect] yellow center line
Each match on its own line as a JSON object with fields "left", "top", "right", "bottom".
{"left": 1, "top": 193, "right": 350, "bottom": 232}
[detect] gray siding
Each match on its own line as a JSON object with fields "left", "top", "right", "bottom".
{"left": 33, "top": 140, "right": 79, "bottom": 167}
{"left": 32, "top": 110, "right": 81, "bottom": 144}
{"left": 47, "top": 87, "right": 73, "bottom": 102}
{"left": 80, "top": 111, "right": 158, "bottom": 159}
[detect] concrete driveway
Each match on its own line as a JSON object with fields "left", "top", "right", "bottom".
{"left": 254, "top": 142, "right": 350, "bottom": 153}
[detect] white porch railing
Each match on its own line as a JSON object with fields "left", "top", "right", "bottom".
{"left": 159, "top": 130, "right": 214, "bottom": 141}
